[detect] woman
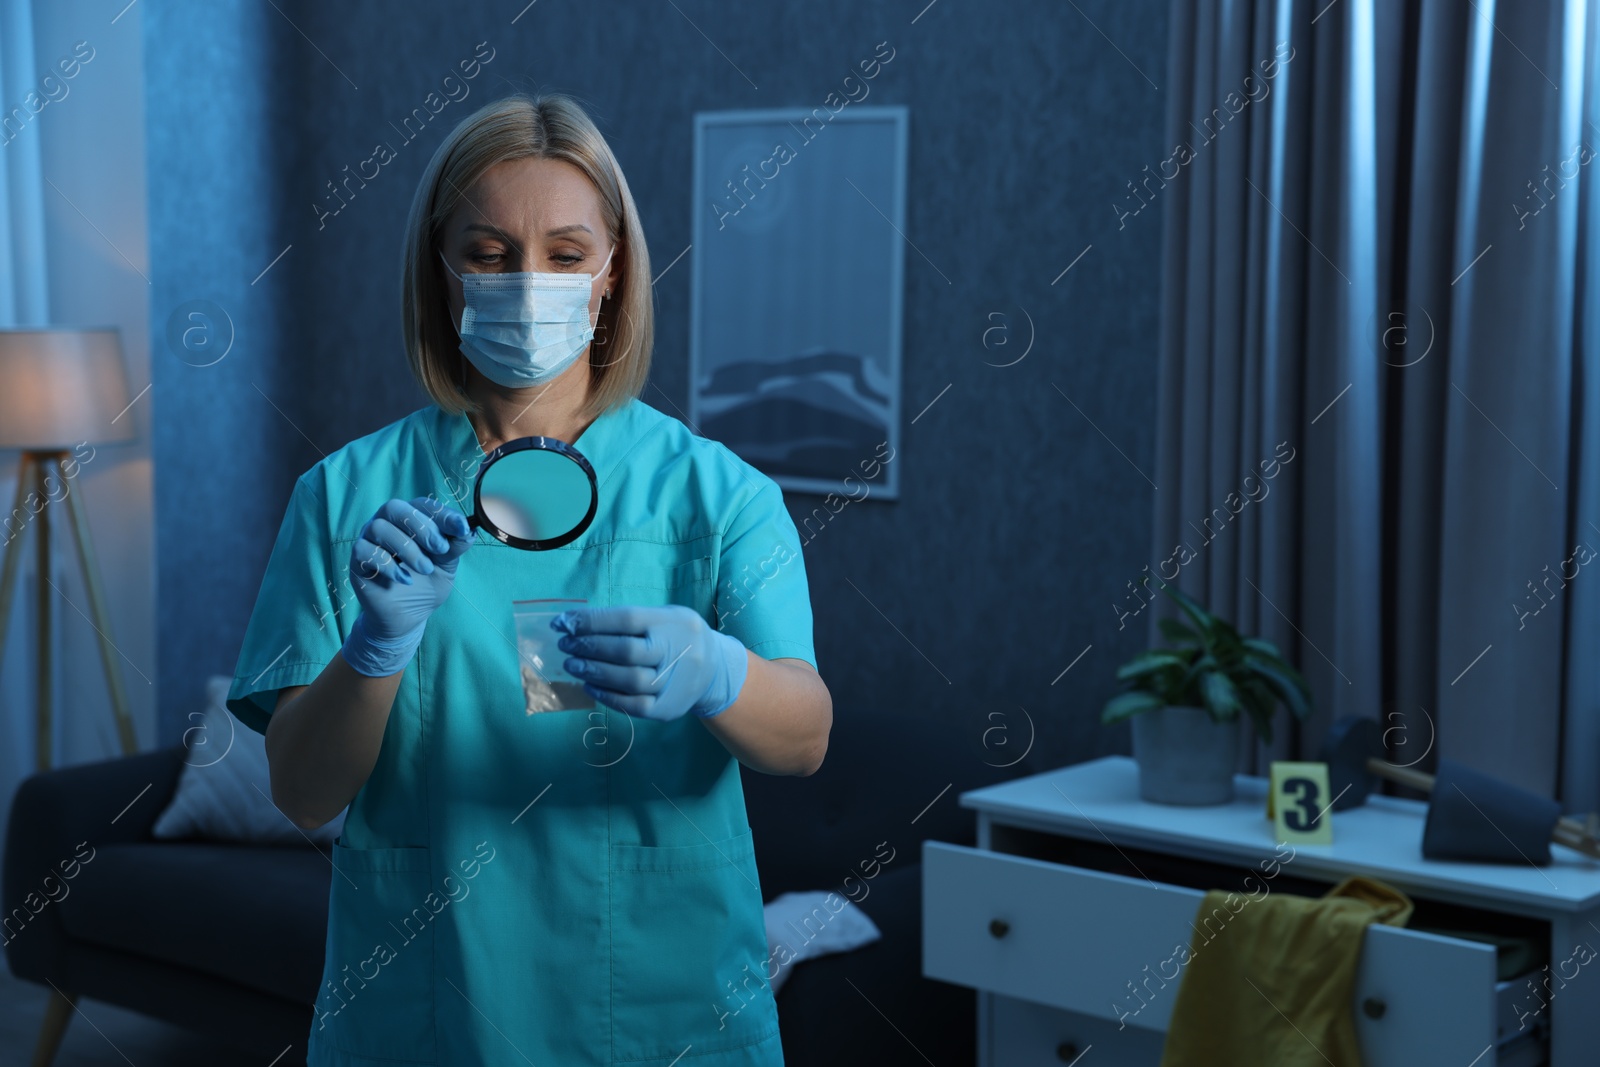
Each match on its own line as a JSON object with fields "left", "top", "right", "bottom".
{"left": 226, "top": 92, "right": 832, "bottom": 1067}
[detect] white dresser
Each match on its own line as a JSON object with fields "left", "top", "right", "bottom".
{"left": 922, "top": 756, "right": 1600, "bottom": 1066}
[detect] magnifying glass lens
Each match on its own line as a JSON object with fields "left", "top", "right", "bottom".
{"left": 471, "top": 437, "right": 599, "bottom": 551}
{"left": 480, "top": 449, "right": 592, "bottom": 540}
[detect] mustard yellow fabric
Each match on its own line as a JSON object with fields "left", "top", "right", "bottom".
{"left": 1160, "top": 876, "right": 1414, "bottom": 1067}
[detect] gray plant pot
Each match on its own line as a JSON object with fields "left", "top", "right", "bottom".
{"left": 1130, "top": 705, "right": 1240, "bottom": 805}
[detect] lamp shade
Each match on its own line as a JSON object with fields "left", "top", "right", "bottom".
{"left": 0, "top": 328, "right": 137, "bottom": 449}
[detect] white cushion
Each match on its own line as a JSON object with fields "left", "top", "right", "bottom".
{"left": 151, "top": 675, "right": 346, "bottom": 845}
{"left": 763, "top": 890, "right": 882, "bottom": 993}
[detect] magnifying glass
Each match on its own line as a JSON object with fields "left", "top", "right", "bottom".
{"left": 465, "top": 436, "right": 598, "bottom": 550}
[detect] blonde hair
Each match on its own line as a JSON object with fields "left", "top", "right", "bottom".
{"left": 401, "top": 92, "right": 653, "bottom": 422}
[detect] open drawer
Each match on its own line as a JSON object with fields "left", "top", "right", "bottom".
{"left": 923, "top": 841, "right": 1501, "bottom": 1065}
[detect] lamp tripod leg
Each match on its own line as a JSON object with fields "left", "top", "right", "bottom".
{"left": 0, "top": 454, "right": 40, "bottom": 766}
{"left": 57, "top": 456, "right": 138, "bottom": 756}
{"left": 0, "top": 452, "right": 37, "bottom": 672}
{"left": 35, "top": 455, "right": 52, "bottom": 771}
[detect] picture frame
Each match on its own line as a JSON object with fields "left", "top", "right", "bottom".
{"left": 689, "top": 105, "right": 907, "bottom": 500}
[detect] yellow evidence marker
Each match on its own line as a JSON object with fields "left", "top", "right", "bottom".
{"left": 1268, "top": 761, "right": 1334, "bottom": 845}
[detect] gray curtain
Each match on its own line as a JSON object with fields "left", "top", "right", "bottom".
{"left": 1154, "top": 0, "right": 1600, "bottom": 805}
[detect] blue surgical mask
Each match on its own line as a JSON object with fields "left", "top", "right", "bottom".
{"left": 440, "top": 245, "right": 615, "bottom": 388}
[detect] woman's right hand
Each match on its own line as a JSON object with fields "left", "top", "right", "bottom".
{"left": 340, "top": 496, "right": 472, "bottom": 677}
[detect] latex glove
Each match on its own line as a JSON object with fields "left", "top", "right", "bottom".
{"left": 552, "top": 604, "right": 749, "bottom": 721}
{"left": 341, "top": 496, "right": 472, "bottom": 677}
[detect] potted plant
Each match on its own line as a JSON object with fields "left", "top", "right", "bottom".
{"left": 1101, "top": 579, "right": 1314, "bottom": 805}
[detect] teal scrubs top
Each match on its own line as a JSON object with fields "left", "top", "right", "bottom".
{"left": 226, "top": 397, "right": 817, "bottom": 1066}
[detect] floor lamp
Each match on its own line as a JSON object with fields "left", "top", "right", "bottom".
{"left": 0, "top": 328, "right": 138, "bottom": 771}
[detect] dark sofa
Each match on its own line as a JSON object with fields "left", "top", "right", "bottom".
{"left": 4, "top": 710, "right": 979, "bottom": 1066}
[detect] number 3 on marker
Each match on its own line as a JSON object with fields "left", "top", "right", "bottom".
{"left": 1270, "top": 761, "right": 1334, "bottom": 845}
{"left": 1283, "top": 776, "right": 1320, "bottom": 830}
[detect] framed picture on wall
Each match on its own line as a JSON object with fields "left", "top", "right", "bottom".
{"left": 690, "top": 105, "right": 906, "bottom": 500}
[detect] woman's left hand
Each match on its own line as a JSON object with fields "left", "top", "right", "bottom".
{"left": 552, "top": 604, "right": 750, "bottom": 721}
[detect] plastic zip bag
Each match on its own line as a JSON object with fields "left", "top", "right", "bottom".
{"left": 512, "top": 598, "right": 595, "bottom": 714}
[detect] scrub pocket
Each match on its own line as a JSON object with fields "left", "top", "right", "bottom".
{"left": 608, "top": 827, "right": 780, "bottom": 1061}
{"left": 316, "top": 842, "right": 437, "bottom": 1064}
{"left": 608, "top": 540, "right": 716, "bottom": 621}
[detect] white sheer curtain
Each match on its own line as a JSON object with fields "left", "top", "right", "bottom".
{"left": 0, "top": 0, "right": 48, "bottom": 321}
{"left": 0, "top": 0, "right": 51, "bottom": 879}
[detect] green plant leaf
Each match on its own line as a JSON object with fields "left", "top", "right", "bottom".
{"left": 1243, "top": 636, "right": 1284, "bottom": 660}
{"left": 1181, "top": 653, "right": 1218, "bottom": 690}
{"left": 1283, "top": 660, "right": 1314, "bottom": 702}
{"left": 1101, "top": 690, "right": 1166, "bottom": 724}
{"left": 1241, "top": 678, "right": 1275, "bottom": 719}
{"left": 1241, "top": 679, "right": 1277, "bottom": 744}
{"left": 1158, "top": 618, "right": 1202, "bottom": 646}
{"left": 1115, "top": 651, "right": 1190, "bottom": 683}
{"left": 1241, "top": 642, "right": 1298, "bottom": 680}
{"left": 1156, "top": 579, "right": 1215, "bottom": 635}
{"left": 1200, "top": 671, "right": 1243, "bottom": 722}
{"left": 1244, "top": 653, "right": 1313, "bottom": 720}
{"left": 1212, "top": 632, "right": 1246, "bottom": 672}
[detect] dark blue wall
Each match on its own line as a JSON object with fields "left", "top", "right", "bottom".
{"left": 148, "top": 1, "right": 1169, "bottom": 783}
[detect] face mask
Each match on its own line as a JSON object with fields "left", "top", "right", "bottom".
{"left": 440, "top": 244, "right": 615, "bottom": 388}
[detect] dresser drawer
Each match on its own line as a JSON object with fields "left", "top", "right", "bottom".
{"left": 924, "top": 841, "right": 1501, "bottom": 1065}
{"left": 990, "top": 995, "right": 1164, "bottom": 1065}
{"left": 924, "top": 842, "right": 1199, "bottom": 1031}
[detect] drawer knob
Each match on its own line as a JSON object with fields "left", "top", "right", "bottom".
{"left": 1362, "top": 997, "right": 1387, "bottom": 1019}
{"left": 1056, "top": 1042, "right": 1080, "bottom": 1061}
{"left": 988, "top": 918, "right": 1010, "bottom": 938}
